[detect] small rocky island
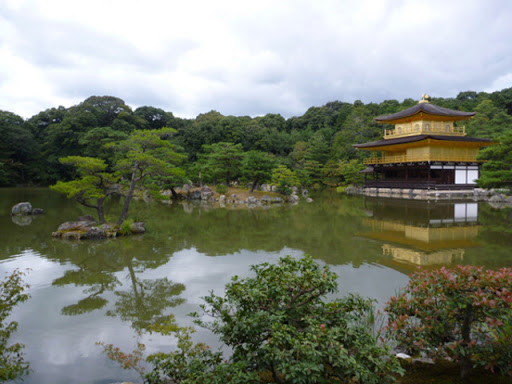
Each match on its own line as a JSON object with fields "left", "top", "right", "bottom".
{"left": 51, "top": 215, "right": 146, "bottom": 240}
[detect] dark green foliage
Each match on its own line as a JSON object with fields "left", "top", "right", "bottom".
{"left": 321, "top": 159, "right": 366, "bottom": 186}
{"left": 272, "top": 165, "right": 300, "bottom": 195}
{"left": 216, "top": 184, "right": 228, "bottom": 195}
{"left": 477, "top": 131, "right": 512, "bottom": 189}
{"left": 0, "top": 110, "right": 37, "bottom": 186}
{"left": 0, "top": 270, "right": 30, "bottom": 382}
{"left": 50, "top": 156, "right": 118, "bottom": 223}
{"left": 241, "top": 151, "right": 277, "bottom": 191}
{"left": 2, "top": 89, "right": 512, "bottom": 187}
{"left": 134, "top": 106, "right": 176, "bottom": 130}
{"left": 202, "top": 142, "right": 244, "bottom": 186}
{"left": 111, "top": 127, "right": 186, "bottom": 224}
{"left": 466, "top": 100, "right": 512, "bottom": 139}
{"left": 191, "top": 255, "right": 402, "bottom": 383}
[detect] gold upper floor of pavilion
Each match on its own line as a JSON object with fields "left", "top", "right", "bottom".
{"left": 383, "top": 121, "right": 466, "bottom": 139}
{"left": 377, "top": 94, "right": 475, "bottom": 139}
{"left": 354, "top": 95, "right": 496, "bottom": 165}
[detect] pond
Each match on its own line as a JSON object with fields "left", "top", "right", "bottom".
{"left": 1, "top": 188, "right": 512, "bottom": 383}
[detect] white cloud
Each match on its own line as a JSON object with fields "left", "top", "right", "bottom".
{"left": 1, "top": 0, "right": 512, "bottom": 118}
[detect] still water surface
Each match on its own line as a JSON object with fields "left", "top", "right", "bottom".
{"left": 1, "top": 188, "right": 511, "bottom": 383}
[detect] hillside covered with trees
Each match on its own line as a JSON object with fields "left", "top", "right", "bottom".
{"left": 1, "top": 88, "right": 512, "bottom": 189}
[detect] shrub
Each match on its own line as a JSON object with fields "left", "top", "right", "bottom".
{"left": 102, "top": 256, "right": 403, "bottom": 383}
{"left": 191, "top": 255, "right": 402, "bottom": 383}
{"left": 271, "top": 166, "right": 299, "bottom": 196}
{"left": 118, "top": 218, "right": 135, "bottom": 235}
{"left": 216, "top": 184, "right": 228, "bottom": 195}
{"left": 0, "top": 270, "right": 30, "bottom": 381}
{"left": 386, "top": 265, "right": 512, "bottom": 378}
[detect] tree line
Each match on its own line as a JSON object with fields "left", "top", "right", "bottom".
{"left": 1, "top": 89, "right": 512, "bottom": 189}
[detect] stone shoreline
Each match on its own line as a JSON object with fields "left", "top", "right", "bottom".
{"left": 346, "top": 186, "right": 512, "bottom": 206}
{"left": 161, "top": 185, "right": 313, "bottom": 208}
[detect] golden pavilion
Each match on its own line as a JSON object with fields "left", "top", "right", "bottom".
{"left": 354, "top": 95, "right": 495, "bottom": 189}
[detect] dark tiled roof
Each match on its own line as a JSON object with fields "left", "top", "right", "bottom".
{"left": 375, "top": 103, "right": 476, "bottom": 122}
{"left": 354, "top": 135, "right": 494, "bottom": 149}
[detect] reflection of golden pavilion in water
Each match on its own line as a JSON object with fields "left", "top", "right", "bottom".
{"left": 360, "top": 199, "right": 480, "bottom": 268}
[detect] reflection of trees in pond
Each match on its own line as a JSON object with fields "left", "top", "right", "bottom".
{"left": 131, "top": 194, "right": 375, "bottom": 266}
{"left": 477, "top": 205, "right": 512, "bottom": 246}
{"left": 50, "top": 240, "right": 186, "bottom": 329}
{"left": 467, "top": 204, "right": 512, "bottom": 267}
{"left": 53, "top": 270, "right": 120, "bottom": 315}
{"left": 107, "top": 275, "right": 185, "bottom": 330}
{"left": 6, "top": 188, "right": 512, "bottom": 281}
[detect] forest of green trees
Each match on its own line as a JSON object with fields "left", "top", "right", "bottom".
{"left": 1, "top": 88, "right": 512, "bottom": 189}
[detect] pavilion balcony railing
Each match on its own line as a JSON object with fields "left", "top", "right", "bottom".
{"left": 364, "top": 154, "right": 481, "bottom": 165}
{"left": 384, "top": 125, "right": 466, "bottom": 138}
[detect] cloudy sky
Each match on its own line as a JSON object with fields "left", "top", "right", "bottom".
{"left": 1, "top": 0, "right": 512, "bottom": 119}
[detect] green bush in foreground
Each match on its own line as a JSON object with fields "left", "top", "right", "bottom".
{"left": 386, "top": 265, "right": 512, "bottom": 378}
{"left": 192, "top": 255, "right": 402, "bottom": 383}
{"left": 102, "top": 255, "right": 403, "bottom": 383}
{"left": 0, "top": 270, "right": 30, "bottom": 382}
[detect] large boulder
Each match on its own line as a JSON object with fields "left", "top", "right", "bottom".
{"left": 201, "top": 185, "right": 214, "bottom": 200}
{"left": 261, "top": 195, "right": 273, "bottom": 204}
{"left": 247, "top": 196, "right": 258, "bottom": 204}
{"left": 130, "top": 222, "right": 146, "bottom": 234}
{"left": 11, "top": 202, "right": 32, "bottom": 216}
{"left": 82, "top": 227, "right": 107, "bottom": 240}
{"left": 288, "top": 194, "right": 300, "bottom": 203}
{"left": 99, "top": 223, "right": 117, "bottom": 238}
{"left": 189, "top": 190, "right": 202, "bottom": 200}
{"left": 57, "top": 220, "right": 97, "bottom": 232}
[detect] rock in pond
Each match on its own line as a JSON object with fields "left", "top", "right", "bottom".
{"left": 11, "top": 202, "right": 32, "bottom": 216}
{"left": 201, "top": 185, "right": 214, "bottom": 200}
{"left": 261, "top": 195, "right": 272, "bottom": 204}
{"left": 32, "top": 208, "right": 45, "bottom": 215}
{"left": 57, "top": 220, "right": 97, "bottom": 232}
{"left": 189, "top": 190, "right": 202, "bottom": 200}
{"left": 82, "top": 227, "right": 107, "bottom": 240}
{"left": 247, "top": 196, "right": 258, "bottom": 204}
{"left": 130, "top": 222, "right": 146, "bottom": 234}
